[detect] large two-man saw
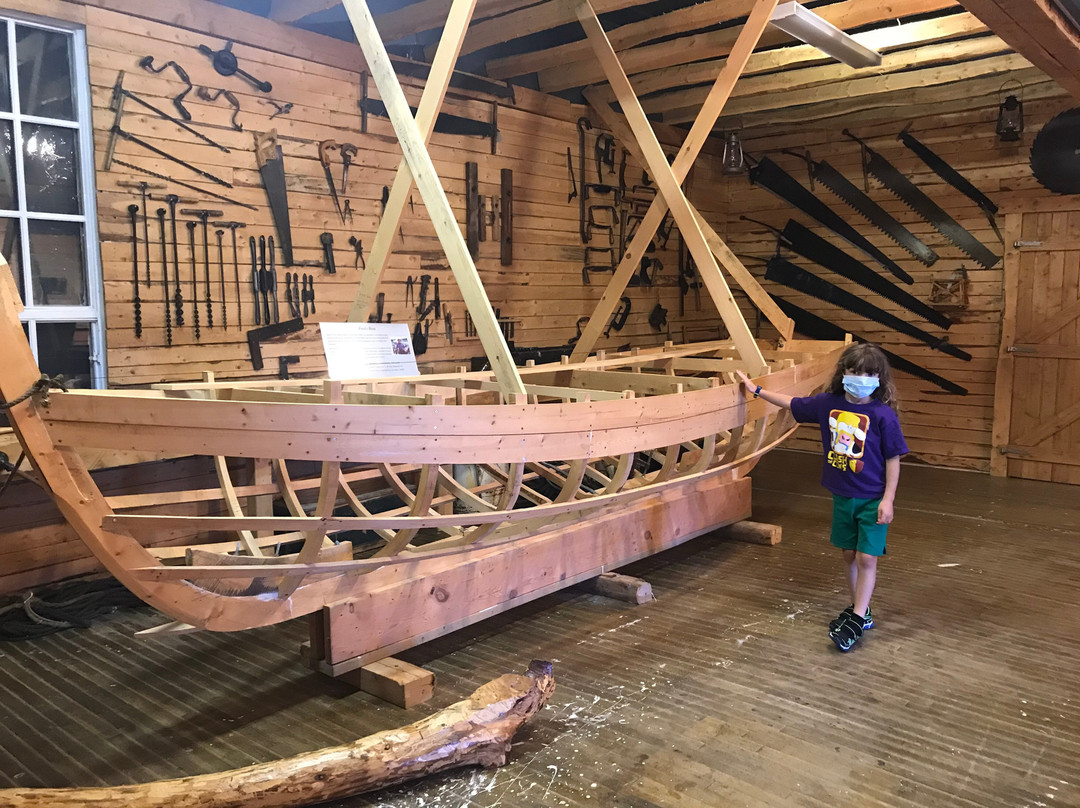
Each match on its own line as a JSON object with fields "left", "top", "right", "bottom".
{"left": 843, "top": 130, "right": 998, "bottom": 268}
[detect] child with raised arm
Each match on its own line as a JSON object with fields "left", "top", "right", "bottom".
{"left": 735, "top": 343, "right": 908, "bottom": 652}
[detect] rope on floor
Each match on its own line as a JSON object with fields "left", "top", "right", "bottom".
{"left": 0, "top": 577, "right": 143, "bottom": 641}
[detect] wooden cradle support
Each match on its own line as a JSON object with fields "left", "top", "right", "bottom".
{"left": 304, "top": 468, "right": 752, "bottom": 676}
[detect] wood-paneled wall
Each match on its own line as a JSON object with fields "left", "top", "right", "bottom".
{"left": 7, "top": 0, "right": 728, "bottom": 387}
{"left": 717, "top": 79, "right": 1079, "bottom": 472}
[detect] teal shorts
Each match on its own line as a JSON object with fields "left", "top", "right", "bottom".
{"left": 830, "top": 495, "right": 888, "bottom": 556}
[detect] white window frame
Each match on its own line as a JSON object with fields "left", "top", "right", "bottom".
{"left": 0, "top": 12, "right": 105, "bottom": 387}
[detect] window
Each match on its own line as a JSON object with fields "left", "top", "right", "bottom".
{"left": 1, "top": 14, "right": 102, "bottom": 389}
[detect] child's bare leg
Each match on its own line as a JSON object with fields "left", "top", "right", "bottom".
{"left": 842, "top": 549, "right": 857, "bottom": 603}
{"left": 853, "top": 551, "right": 878, "bottom": 617}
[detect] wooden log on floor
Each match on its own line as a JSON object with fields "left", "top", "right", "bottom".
{"left": 336, "top": 657, "right": 436, "bottom": 708}
{"left": 717, "top": 520, "right": 783, "bottom": 545}
{"left": 587, "top": 572, "right": 654, "bottom": 604}
{"left": 0, "top": 661, "right": 555, "bottom": 808}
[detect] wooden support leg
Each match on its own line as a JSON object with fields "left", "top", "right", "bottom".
{"left": 587, "top": 571, "right": 654, "bottom": 604}
{"left": 717, "top": 519, "right": 783, "bottom": 546}
{"left": 567, "top": 0, "right": 782, "bottom": 363}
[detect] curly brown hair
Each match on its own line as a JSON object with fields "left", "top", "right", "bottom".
{"left": 827, "top": 343, "right": 898, "bottom": 411}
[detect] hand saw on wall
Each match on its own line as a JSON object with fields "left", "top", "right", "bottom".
{"left": 843, "top": 130, "right": 999, "bottom": 268}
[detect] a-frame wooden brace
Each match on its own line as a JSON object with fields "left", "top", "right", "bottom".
{"left": 568, "top": 0, "right": 787, "bottom": 370}
{"left": 345, "top": 0, "right": 476, "bottom": 325}
{"left": 341, "top": 0, "right": 526, "bottom": 398}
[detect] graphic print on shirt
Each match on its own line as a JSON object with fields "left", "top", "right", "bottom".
{"left": 828, "top": 409, "right": 869, "bottom": 473}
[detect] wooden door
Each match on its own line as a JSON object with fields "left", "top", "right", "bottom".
{"left": 992, "top": 209, "right": 1080, "bottom": 484}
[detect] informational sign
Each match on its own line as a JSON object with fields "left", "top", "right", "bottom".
{"left": 319, "top": 322, "right": 419, "bottom": 379}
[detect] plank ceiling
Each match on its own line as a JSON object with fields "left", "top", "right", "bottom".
{"left": 212, "top": 0, "right": 1080, "bottom": 129}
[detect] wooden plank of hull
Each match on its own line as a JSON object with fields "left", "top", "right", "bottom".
{"left": 38, "top": 352, "right": 836, "bottom": 464}
{"left": 312, "top": 472, "right": 752, "bottom": 669}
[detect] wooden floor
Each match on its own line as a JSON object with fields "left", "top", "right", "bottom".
{"left": 1, "top": 449, "right": 1078, "bottom": 807}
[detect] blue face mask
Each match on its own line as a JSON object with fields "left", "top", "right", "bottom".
{"left": 843, "top": 374, "right": 879, "bottom": 399}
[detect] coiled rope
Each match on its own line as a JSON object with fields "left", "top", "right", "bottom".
{"left": 0, "top": 374, "right": 68, "bottom": 410}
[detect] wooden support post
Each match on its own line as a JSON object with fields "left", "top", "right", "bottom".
{"left": 717, "top": 520, "right": 782, "bottom": 545}
{"left": 342, "top": 0, "right": 526, "bottom": 398}
{"left": 346, "top": 0, "right": 479, "bottom": 324}
{"left": 575, "top": 0, "right": 769, "bottom": 375}
{"left": 336, "top": 657, "right": 436, "bottom": 708}
{"left": 588, "top": 572, "right": 654, "bottom": 604}
{"left": 567, "top": 0, "right": 781, "bottom": 365}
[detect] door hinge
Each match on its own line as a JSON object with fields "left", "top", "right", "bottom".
{"left": 1013, "top": 240, "right": 1043, "bottom": 248}
{"left": 1006, "top": 345, "right": 1038, "bottom": 354}
{"left": 998, "top": 445, "right": 1031, "bottom": 457}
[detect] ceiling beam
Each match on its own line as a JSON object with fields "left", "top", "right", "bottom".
{"left": 728, "top": 67, "right": 1057, "bottom": 134}
{"left": 267, "top": 0, "right": 340, "bottom": 23}
{"left": 458, "top": 0, "right": 749, "bottom": 62}
{"left": 959, "top": 0, "right": 1080, "bottom": 98}
{"left": 642, "top": 34, "right": 1013, "bottom": 117}
{"left": 486, "top": 0, "right": 955, "bottom": 86}
{"left": 662, "top": 52, "right": 1033, "bottom": 123}
{"left": 374, "top": 0, "right": 521, "bottom": 43}
{"left": 628, "top": 12, "right": 988, "bottom": 98}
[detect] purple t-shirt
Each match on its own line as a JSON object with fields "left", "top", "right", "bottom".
{"left": 789, "top": 392, "right": 909, "bottom": 499}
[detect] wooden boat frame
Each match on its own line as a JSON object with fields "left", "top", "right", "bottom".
{"left": 0, "top": 0, "right": 846, "bottom": 641}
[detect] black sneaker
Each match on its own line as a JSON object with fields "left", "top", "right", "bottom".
{"left": 829, "top": 605, "right": 873, "bottom": 632}
{"left": 829, "top": 614, "right": 864, "bottom": 652}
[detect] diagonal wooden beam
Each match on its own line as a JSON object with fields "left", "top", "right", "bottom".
{"left": 569, "top": 0, "right": 778, "bottom": 371}
{"left": 267, "top": 0, "right": 339, "bottom": 23}
{"left": 584, "top": 88, "right": 792, "bottom": 343}
{"left": 342, "top": 0, "right": 526, "bottom": 397}
{"left": 347, "top": 0, "right": 479, "bottom": 324}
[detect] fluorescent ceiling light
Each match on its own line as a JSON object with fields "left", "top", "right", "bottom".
{"left": 770, "top": 2, "right": 882, "bottom": 69}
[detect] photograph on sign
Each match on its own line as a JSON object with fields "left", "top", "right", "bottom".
{"left": 320, "top": 322, "right": 420, "bottom": 379}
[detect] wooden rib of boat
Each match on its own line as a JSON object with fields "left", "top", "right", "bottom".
{"left": 0, "top": 260, "right": 843, "bottom": 633}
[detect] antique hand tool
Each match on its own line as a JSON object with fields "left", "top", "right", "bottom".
{"left": 304, "top": 274, "right": 316, "bottom": 315}
{"left": 774, "top": 295, "right": 966, "bottom": 395}
{"left": 412, "top": 318, "right": 429, "bottom": 355}
{"left": 501, "top": 168, "right": 513, "bottom": 266}
{"left": 417, "top": 274, "right": 431, "bottom": 315}
{"left": 749, "top": 156, "right": 913, "bottom": 283}
{"left": 317, "top": 140, "right": 346, "bottom": 224}
{"left": 348, "top": 236, "right": 365, "bottom": 270}
{"left": 255, "top": 131, "right": 294, "bottom": 265}
{"left": 566, "top": 147, "right": 577, "bottom": 203}
{"left": 465, "top": 161, "right": 480, "bottom": 258}
{"left": 246, "top": 319, "right": 304, "bottom": 372}
{"left": 780, "top": 148, "right": 937, "bottom": 267}
{"left": 339, "top": 143, "right": 357, "bottom": 194}
{"left": 198, "top": 39, "right": 272, "bottom": 92}
{"left": 267, "top": 100, "right": 292, "bottom": 119}
{"left": 250, "top": 235, "right": 261, "bottom": 326}
{"left": 843, "top": 130, "right": 998, "bottom": 268}
{"left": 111, "top": 71, "right": 229, "bottom": 154}
{"left": 135, "top": 181, "right": 152, "bottom": 287}
{"left": 405, "top": 275, "right": 414, "bottom": 308}
{"left": 380, "top": 186, "right": 390, "bottom": 217}
{"left": 898, "top": 124, "right": 1002, "bottom": 244}
{"left": 292, "top": 273, "right": 302, "bottom": 318}
{"left": 369, "top": 292, "right": 385, "bottom": 323}
{"left": 269, "top": 235, "right": 279, "bottom": 324}
{"left": 765, "top": 256, "right": 971, "bottom": 361}
{"left": 127, "top": 205, "right": 143, "bottom": 339}
{"left": 444, "top": 309, "right": 453, "bottom": 344}
{"left": 182, "top": 209, "right": 221, "bottom": 329}
{"left": 284, "top": 272, "right": 297, "bottom": 318}
{"left": 213, "top": 221, "right": 247, "bottom": 329}
{"left": 433, "top": 278, "right": 441, "bottom": 319}
{"left": 215, "top": 229, "right": 227, "bottom": 330}
{"left": 137, "top": 56, "right": 193, "bottom": 120}
{"left": 166, "top": 195, "right": 184, "bottom": 327}
{"left": 744, "top": 216, "right": 951, "bottom": 330}
{"left": 186, "top": 221, "right": 200, "bottom": 340}
{"left": 156, "top": 207, "right": 172, "bottom": 346}
{"left": 320, "top": 232, "right": 336, "bottom": 274}
{"left": 301, "top": 274, "right": 309, "bottom": 318}
{"left": 113, "top": 127, "right": 232, "bottom": 188}
{"left": 114, "top": 159, "right": 255, "bottom": 211}
{"left": 259, "top": 236, "right": 271, "bottom": 325}
{"left": 604, "top": 297, "right": 631, "bottom": 337}
{"left": 343, "top": 199, "right": 354, "bottom": 224}
{"left": 196, "top": 86, "right": 242, "bottom": 131}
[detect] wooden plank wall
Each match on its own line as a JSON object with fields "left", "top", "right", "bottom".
{"left": 9, "top": 0, "right": 725, "bottom": 387}
{"left": 717, "top": 76, "right": 1080, "bottom": 472}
